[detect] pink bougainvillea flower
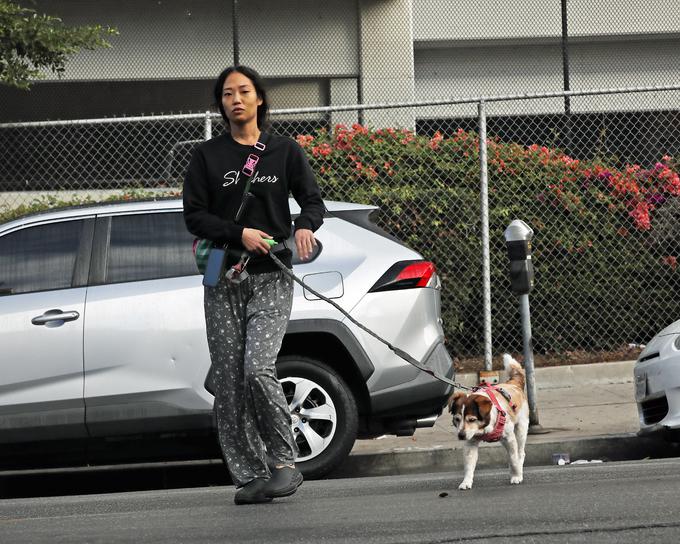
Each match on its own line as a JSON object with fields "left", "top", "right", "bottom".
{"left": 296, "top": 134, "right": 314, "bottom": 148}
{"left": 428, "top": 131, "right": 444, "bottom": 150}
{"left": 663, "top": 256, "right": 677, "bottom": 270}
{"left": 311, "top": 143, "right": 332, "bottom": 158}
{"left": 630, "top": 201, "right": 653, "bottom": 230}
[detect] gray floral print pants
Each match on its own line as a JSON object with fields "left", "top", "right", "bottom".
{"left": 204, "top": 270, "right": 298, "bottom": 487}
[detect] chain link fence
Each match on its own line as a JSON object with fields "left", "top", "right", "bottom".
{"left": 3, "top": 85, "right": 680, "bottom": 367}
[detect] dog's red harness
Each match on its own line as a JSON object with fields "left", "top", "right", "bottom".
{"left": 473, "top": 385, "right": 507, "bottom": 443}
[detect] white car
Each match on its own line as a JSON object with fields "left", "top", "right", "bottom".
{"left": 634, "top": 321, "right": 680, "bottom": 441}
{"left": 0, "top": 198, "right": 453, "bottom": 478}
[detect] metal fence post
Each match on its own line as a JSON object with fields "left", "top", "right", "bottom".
{"left": 478, "top": 100, "right": 493, "bottom": 372}
{"left": 204, "top": 111, "right": 212, "bottom": 141}
{"left": 232, "top": 0, "right": 240, "bottom": 66}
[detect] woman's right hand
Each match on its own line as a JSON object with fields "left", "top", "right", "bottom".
{"left": 242, "top": 227, "right": 273, "bottom": 254}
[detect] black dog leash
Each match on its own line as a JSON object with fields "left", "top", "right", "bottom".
{"left": 267, "top": 251, "right": 472, "bottom": 391}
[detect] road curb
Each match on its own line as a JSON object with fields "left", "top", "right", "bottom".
{"left": 329, "top": 432, "right": 674, "bottom": 479}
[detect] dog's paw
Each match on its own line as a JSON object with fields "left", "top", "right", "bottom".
{"left": 458, "top": 481, "right": 473, "bottom": 490}
{"left": 510, "top": 476, "right": 523, "bottom": 485}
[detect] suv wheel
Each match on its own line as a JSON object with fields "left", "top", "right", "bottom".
{"left": 277, "top": 355, "right": 358, "bottom": 479}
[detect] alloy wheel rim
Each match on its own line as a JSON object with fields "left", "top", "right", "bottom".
{"left": 280, "top": 376, "right": 337, "bottom": 462}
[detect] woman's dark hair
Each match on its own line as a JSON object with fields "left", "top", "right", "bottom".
{"left": 213, "top": 65, "right": 270, "bottom": 129}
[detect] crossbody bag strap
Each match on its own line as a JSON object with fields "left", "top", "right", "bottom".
{"left": 241, "top": 133, "right": 269, "bottom": 198}
{"left": 233, "top": 132, "right": 269, "bottom": 223}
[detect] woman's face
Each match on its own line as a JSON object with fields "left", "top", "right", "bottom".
{"left": 222, "top": 71, "right": 263, "bottom": 127}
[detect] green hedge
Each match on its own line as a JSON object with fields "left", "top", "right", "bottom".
{"left": 300, "top": 125, "right": 680, "bottom": 356}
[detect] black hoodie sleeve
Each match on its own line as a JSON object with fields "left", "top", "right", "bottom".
{"left": 182, "top": 148, "right": 244, "bottom": 245}
{"left": 288, "top": 142, "right": 325, "bottom": 232}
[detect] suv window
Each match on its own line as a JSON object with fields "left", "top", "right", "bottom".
{"left": 0, "top": 220, "right": 84, "bottom": 296}
{"left": 106, "top": 212, "right": 196, "bottom": 283}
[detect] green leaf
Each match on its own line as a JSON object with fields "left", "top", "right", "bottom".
{"left": 0, "top": 1, "right": 117, "bottom": 89}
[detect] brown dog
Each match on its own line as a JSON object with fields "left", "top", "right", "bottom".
{"left": 448, "top": 354, "right": 529, "bottom": 490}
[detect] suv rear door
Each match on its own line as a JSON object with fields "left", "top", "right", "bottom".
{"left": 0, "top": 217, "right": 93, "bottom": 442}
{"left": 83, "top": 209, "right": 213, "bottom": 437}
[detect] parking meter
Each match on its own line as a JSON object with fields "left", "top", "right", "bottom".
{"left": 504, "top": 219, "right": 542, "bottom": 430}
{"left": 503, "top": 220, "right": 534, "bottom": 295}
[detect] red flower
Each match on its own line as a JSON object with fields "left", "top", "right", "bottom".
{"left": 296, "top": 134, "right": 314, "bottom": 148}
{"left": 630, "top": 201, "right": 652, "bottom": 230}
{"left": 428, "top": 131, "right": 444, "bottom": 151}
{"left": 663, "top": 256, "right": 678, "bottom": 270}
{"left": 312, "top": 143, "right": 332, "bottom": 158}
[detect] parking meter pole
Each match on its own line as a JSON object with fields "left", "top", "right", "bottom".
{"left": 519, "top": 293, "right": 540, "bottom": 429}
{"left": 504, "top": 219, "right": 547, "bottom": 433}
{"left": 479, "top": 100, "right": 493, "bottom": 372}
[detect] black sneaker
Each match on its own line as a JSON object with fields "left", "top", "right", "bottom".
{"left": 262, "top": 466, "right": 304, "bottom": 498}
{"left": 234, "top": 478, "right": 273, "bottom": 505}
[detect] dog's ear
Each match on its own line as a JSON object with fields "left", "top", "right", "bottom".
{"left": 447, "top": 392, "right": 466, "bottom": 414}
{"left": 473, "top": 396, "right": 493, "bottom": 424}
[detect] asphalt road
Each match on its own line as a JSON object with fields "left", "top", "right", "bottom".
{"left": 2, "top": 458, "right": 680, "bottom": 543}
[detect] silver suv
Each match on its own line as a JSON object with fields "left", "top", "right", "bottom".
{"left": 0, "top": 198, "right": 453, "bottom": 478}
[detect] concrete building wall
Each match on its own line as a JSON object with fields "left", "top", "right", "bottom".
{"left": 413, "top": 0, "right": 561, "bottom": 44}
{"left": 39, "top": 0, "right": 359, "bottom": 81}
{"left": 415, "top": 43, "right": 564, "bottom": 118}
{"left": 415, "top": 35, "right": 680, "bottom": 119}
{"left": 37, "top": 0, "right": 235, "bottom": 80}
{"left": 359, "top": 0, "right": 415, "bottom": 127}
{"left": 413, "top": 0, "right": 680, "bottom": 44}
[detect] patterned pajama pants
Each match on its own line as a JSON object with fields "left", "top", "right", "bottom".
{"left": 204, "top": 270, "right": 298, "bottom": 487}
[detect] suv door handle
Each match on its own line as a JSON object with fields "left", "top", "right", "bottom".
{"left": 31, "top": 310, "right": 81, "bottom": 326}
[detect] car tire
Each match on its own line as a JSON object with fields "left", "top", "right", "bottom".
{"left": 276, "top": 355, "right": 358, "bottom": 479}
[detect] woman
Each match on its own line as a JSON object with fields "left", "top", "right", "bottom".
{"left": 183, "top": 66, "right": 324, "bottom": 505}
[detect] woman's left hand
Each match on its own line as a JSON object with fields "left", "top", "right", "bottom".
{"left": 295, "top": 228, "right": 317, "bottom": 261}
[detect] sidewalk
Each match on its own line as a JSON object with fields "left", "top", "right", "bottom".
{"left": 333, "top": 360, "right": 675, "bottom": 478}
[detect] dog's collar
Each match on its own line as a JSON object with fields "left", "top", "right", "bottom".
{"left": 473, "top": 384, "right": 507, "bottom": 443}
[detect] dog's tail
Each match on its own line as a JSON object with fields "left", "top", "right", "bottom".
{"left": 502, "top": 353, "right": 525, "bottom": 389}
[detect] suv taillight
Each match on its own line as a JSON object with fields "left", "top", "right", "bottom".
{"left": 369, "top": 260, "right": 437, "bottom": 292}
